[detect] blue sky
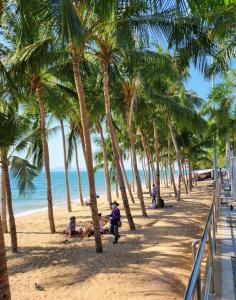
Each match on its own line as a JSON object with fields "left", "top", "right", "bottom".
{"left": 48, "top": 65, "right": 213, "bottom": 171}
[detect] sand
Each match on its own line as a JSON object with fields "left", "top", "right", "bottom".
{"left": 4, "top": 181, "right": 213, "bottom": 300}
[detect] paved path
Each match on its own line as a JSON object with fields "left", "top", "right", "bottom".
{"left": 210, "top": 205, "right": 236, "bottom": 300}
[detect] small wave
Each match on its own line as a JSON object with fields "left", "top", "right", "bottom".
{"left": 15, "top": 207, "right": 48, "bottom": 218}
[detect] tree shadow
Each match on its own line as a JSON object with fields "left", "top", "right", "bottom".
{"left": 7, "top": 182, "right": 212, "bottom": 299}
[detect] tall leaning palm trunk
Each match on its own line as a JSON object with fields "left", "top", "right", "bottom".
{"left": 126, "top": 122, "right": 147, "bottom": 217}
{"left": 97, "top": 121, "right": 112, "bottom": 209}
{"left": 153, "top": 122, "right": 161, "bottom": 207}
{"left": 35, "top": 78, "right": 55, "bottom": 233}
{"left": 1, "top": 164, "right": 8, "bottom": 233}
{"left": 141, "top": 132, "right": 151, "bottom": 196}
{"left": 130, "top": 153, "right": 135, "bottom": 192}
{"left": 141, "top": 156, "right": 148, "bottom": 189}
{"left": 181, "top": 156, "right": 188, "bottom": 194}
{"left": 102, "top": 59, "right": 135, "bottom": 230}
{"left": 2, "top": 151, "right": 17, "bottom": 252}
{"left": 124, "top": 90, "right": 146, "bottom": 216}
{"left": 168, "top": 135, "right": 177, "bottom": 198}
{"left": 168, "top": 117, "right": 182, "bottom": 201}
{"left": 74, "top": 141, "right": 84, "bottom": 206}
{"left": 0, "top": 216, "right": 11, "bottom": 300}
{"left": 114, "top": 135, "right": 135, "bottom": 204}
{"left": 59, "top": 119, "right": 72, "bottom": 212}
{"left": 188, "top": 159, "right": 193, "bottom": 192}
{"left": 71, "top": 49, "right": 103, "bottom": 252}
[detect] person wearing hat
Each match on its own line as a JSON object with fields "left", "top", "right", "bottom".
{"left": 109, "top": 201, "right": 121, "bottom": 244}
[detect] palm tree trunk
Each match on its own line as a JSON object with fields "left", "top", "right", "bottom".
{"left": 2, "top": 152, "right": 17, "bottom": 252}
{"left": 97, "top": 121, "right": 112, "bottom": 209}
{"left": 130, "top": 153, "right": 135, "bottom": 192}
{"left": 181, "top": 159, "right": 188, "bottom": 194}
{"left": 113, "top": 128, "right": 135, "bottom": 204}
{"left": 144, "top": 135, "right": 155, "bottom": 186}
{"left": 0, "top": 216, "right": 11, "bottom": 300}
{"left": 116, "top": 175, "right": 119, "bottom": 198}
{"left": 141, "top": 156, "right": 148, "bottom": 189}
{"left": 150, "top": 155, "right": 155, "bottom": 185}
{"left": 59, "top": 119, "right": 72, "bottom": 212}
{"left": 184, "top": 161, "right": 189, "bottom": 186}
{"left": 188, "top": 159, "right": 193, "bottom": 192}
{"left": 168, "top": 117, "right": 182, "bottom": 201}
{"left": 126, "top": 119, "right": 147, "bottom": 217}
{"left": 75, "top": 124, "right": 87, "bottom": 163}
{"left": 153, "top": 123, "right": 161, "bottom": 206}
{"left": 164, "top": 162, "right": 169, "bottom": 188}
{"left": 1, "top": 164, "right": 8, "bottom": 233}
{"left": 72, "top": 49, "right": 102, "bottom": 252}
{"left": 168, "top": 135, "right": 177, "bottom": 198}
{"left": 161, "top": 163, "right": 166, "bottom": 187}
{"left": 74, "top": 141, "right": 84, "bottom": 206}
{"left": 102, "top": 60, "right": 135, "bottom": 230}
{"left": 141, "top": 132, "right": 151, "bottom": 196}
{"left": 35, "top": 78, "right": 55, "bottom": 233}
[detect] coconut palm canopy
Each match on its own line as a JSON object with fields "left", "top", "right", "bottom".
{"left": 0, "top": 1, "right": 235, "bottom": 298}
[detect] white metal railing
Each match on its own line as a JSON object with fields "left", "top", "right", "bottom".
{"left": 183, "top": 181, "right": 220, "bottom": 300}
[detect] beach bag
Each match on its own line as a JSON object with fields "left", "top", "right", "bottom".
{"left": 118, "top": 220, "right": 122, "bottom": 228}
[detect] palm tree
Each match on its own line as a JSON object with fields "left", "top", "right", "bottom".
{"left": 168, "top": 134, "right": 177, "bottom": 197}
{"left": 0, "top": 216, "right": 11, "bottom": 300}
{"left": 1, "top": 164, "right": 7, "bottom": 233}
{"left": 50, "top": 0, "right": 103, "bottom": 251}
{"left": 153, "top": 121, "right": 161, "bottom": 206}
{"left": 97, "top": 120, "right": 112, "bottom": 208}
{"left": 122, "top": 76, "right": 147, "bottom": 216}
{"left": 102, "top": 59, "right": 135, "bottom": 229}
{"left": 67, "top": 123, "right": 84, "bottom": 206}
{"left": 4, "top": 2, "right": 57, "bottom": 232}
{"left": 45, "top": 86, "right": 73, "bottom": 212}
{"left": 59, "top": 119, "right": 72, "bottom": 212}
{"left": 0, "top": 105, "right": 38, "bottom": 252}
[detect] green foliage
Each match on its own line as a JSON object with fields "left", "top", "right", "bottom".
{"left": 10, "top": 156, "right": 38, "bottom": 196}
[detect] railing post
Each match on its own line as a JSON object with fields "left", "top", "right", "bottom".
{"left": 212, "top": 201, "right": 216, "bottom": 254}
{"left": 192, "top": 240, "right": 201, "bottom": 300}
{"left": 208, "top": 227, "right": 216, "bottom": 295}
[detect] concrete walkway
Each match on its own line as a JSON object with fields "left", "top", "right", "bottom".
{"left": 210, "top": 205, "right": 236, "bottom": 300}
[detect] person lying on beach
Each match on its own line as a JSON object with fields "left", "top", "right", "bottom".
{"left": 81, "top": 213, "right": 109, "bottom": 237}
{"left": 63, "top": 216, "right": 83, "bottom": 237}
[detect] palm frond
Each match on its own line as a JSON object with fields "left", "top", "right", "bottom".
{"left": 10, "top": 156, "right": 38, "bottom": 197}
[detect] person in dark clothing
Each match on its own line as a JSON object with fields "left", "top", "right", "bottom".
{"left": 109, "top": 201, "right": 121, "bottom": 244}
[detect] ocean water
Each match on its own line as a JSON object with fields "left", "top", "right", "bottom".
{"left": 2, "top": 170, "right": 145, "bottom": 216}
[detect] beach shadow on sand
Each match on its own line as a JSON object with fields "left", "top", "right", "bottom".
{"left": 6, "top": 181, "right": 213, "bottom": 300}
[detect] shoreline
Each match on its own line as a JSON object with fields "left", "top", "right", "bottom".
{"left": 13, "top": 176, "right": 172, "bottom": 218}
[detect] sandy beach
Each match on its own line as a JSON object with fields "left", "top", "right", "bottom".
{"left": 4, "top": 181, "right": 212, "bottom": 300}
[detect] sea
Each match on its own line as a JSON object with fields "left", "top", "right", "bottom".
{"left": 2, "top": 170, "right": 146, "bottom": 217}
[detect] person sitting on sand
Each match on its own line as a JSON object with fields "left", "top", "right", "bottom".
{"left": 109, "top": 201, "right": 121, "bottom": 244}
{"left": 81, "top": 213, "right": 109, "bottom": 237}
{"left": 98, "top": 213, "right": 109, "bottom": 234}
{"left": 63, "top": 216, "right": 82, "bottom": 237}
